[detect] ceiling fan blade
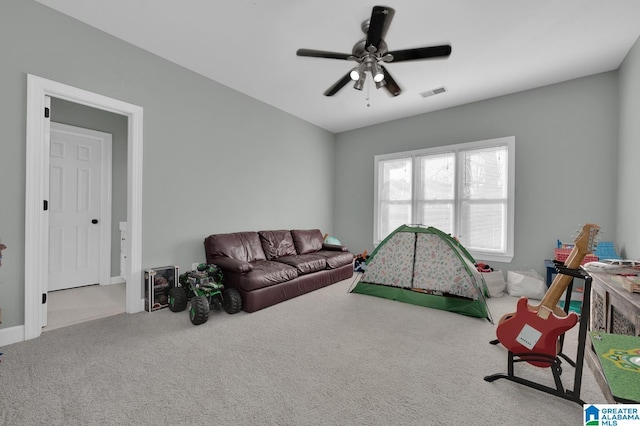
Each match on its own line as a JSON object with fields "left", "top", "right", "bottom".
{"left": 387, "top": 45, "right": 452, "bottom": 62}
{"left": 365, "top": 6, "right": 395, "bottom": 51}
{"left": 296, "top": 48, "right": 352, "bottom": 60}
{"left": 380, "top": 65, "right": 401, "bottom": 96}
{"left": 323, "top": 72, "right": 353, "bottom": 96}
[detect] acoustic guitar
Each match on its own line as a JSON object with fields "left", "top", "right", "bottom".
{"left": 496, "top": 223, "right": 599, "bottom": 367}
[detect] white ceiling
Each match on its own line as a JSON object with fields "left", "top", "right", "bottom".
{"left": 36, "top": 0, "right": 640, "bottom": 133}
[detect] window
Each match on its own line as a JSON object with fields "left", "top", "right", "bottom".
{"left": 374, "top": 136, "right": 515, "bottom": 262}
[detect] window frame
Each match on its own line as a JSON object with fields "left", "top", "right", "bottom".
{"left": 373, "top": 136, "right": 515, "bottom": 263}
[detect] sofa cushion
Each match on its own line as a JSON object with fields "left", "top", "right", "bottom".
{"left": 316, "top": 250, "right": 354, "bottom": 269}
{"left": 258, "top": 230, "right": 297, "bottom": 260}
{"left": 204, "top": 232, "right": 266, "bottom": 263}
{"left": 210, "top": 257, "right": 253, "bottom": 273}
{"left": 322, "top": 243, "right": 349, "bottom": 252}
{"left": 276, "top": 254, "right": 327, "bottom": 275}
{"left": 233, "top": 260, "right": 298, "bottom": 291}
{"left": 291, "top": 229, "right": 324, "bottom": 255}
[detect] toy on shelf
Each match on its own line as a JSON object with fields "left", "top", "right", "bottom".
{"left": 144, "top": 266, "right": 178, "bottom": 312}
{"left": 593, "top": 241, "right": 622, "bottom": 260}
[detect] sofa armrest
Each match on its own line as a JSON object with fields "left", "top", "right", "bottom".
{"left": 211, "top": 257, "right": 253, "bottom": 273}
{"left": 322, "top": 243, "right": 348, "bottom": 252}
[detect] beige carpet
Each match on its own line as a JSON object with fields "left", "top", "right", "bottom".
{"left": 0, "top": 275, "right": 604, "bottom": 425}
{"left": 44, "top": 282, "right": 126, "bottom": 331}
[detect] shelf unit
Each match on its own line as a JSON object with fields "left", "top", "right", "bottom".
{"left": 144, "top": 266, "right": 179, "bottom": 312}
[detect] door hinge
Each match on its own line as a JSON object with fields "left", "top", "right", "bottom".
{"left": 44, "top": 107, "right": 50, "bottom": 118}
{"left": 42, "top": 293, "right": 47, "bottom": 304}
{"left": 43, "top": 200, "right": 48, "bottom": 211}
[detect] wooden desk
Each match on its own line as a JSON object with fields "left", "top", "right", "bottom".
{"left": 590, "top": 272, "right": 640, "bottom": 336}
{"left": 585, "top": 272, "right": 640, "bottom": 403}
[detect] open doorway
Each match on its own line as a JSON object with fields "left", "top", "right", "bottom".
{"left": 43, "top": 101, "right": 128, "bottom": 331}
{"left": 25, "top": 74, "right": 144, "bottom": 341}
{"left": 45, "top": 282, "right": 126, "bottom": 331}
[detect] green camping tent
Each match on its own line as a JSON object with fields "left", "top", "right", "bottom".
{"left": 351, "top": 225, "right": 493, "bottom": 321}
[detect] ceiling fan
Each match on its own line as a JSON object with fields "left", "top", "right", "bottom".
{"left": 296, "top": 5, "right": 452, "bottom": 97}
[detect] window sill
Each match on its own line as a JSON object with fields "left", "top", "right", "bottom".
{"left": 472, "top": 252, "right": 513, "bottom": 263}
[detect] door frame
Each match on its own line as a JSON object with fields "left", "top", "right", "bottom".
{"left": 25, "top": 74, "right": 144, "bottom": 341}
{"left": 49, "top": 122, "right": 113, "bottom": 290}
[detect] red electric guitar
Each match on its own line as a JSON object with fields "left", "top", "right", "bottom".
{"left": 496, "top": 223, "right": 599, "bottom": 367}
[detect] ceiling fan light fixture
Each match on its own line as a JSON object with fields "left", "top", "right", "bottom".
{"left": 353, "top": 72, "right": 366, "bottom": 91}
{"left": 350, "top": 62, "right": 367, "bottom": 81}
{"left": 371, "top": 61, "right": 384, "bottom": 83}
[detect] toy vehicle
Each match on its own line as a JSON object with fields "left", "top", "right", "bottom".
{"left": 168, "top": 263, "right": 242, "bottom": 325}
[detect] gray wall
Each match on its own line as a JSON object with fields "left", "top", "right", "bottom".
{"left": 50, "top": 98, "right": 128, "bottom": 279}
{"left": 334, "top": 72, "right": 620, "bottom": 277}
{"left": 0, "top": 0, "right": 336, "bottom": 329}
{"left": 617, "top": 36, "right": 640, "bottom": 259}
{"left": 1, "top": 0, "right": 638, "bottom": 331}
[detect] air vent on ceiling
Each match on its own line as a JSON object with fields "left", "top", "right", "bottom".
{"left": 420, "top": 86, "right": 447, "bottom": 98}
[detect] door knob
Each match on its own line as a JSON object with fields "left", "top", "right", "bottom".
{"left": 91, "top": 219, "right": 99, "bottom": 224}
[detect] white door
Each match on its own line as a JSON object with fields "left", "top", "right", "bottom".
{"left": 48, "top": 122, "right": 113, "bottom": 291}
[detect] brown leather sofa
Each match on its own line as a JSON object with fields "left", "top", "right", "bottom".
{"left": 204, "top": 229, "right": 354, "bottom": 312}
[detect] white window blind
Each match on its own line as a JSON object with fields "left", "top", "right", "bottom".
{"left": 377, "top": 158, "right": 412, "bottom": 239}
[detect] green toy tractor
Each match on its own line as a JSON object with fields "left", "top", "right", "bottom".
{"left": 168, "top": 263, "right": 242, "bottom": 325}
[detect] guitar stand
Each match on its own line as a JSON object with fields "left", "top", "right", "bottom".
{"left": 484, "top": 266, "right": 592, "bottom": 405}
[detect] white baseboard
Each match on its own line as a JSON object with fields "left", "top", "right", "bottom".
{"left": 109, "top": 276, "right": 126, "bottom": 285}
{"left": 0, "top": 325, "right": 25, "bottom": 346}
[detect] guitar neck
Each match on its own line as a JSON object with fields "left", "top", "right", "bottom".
{"left": 539, "top": 273, "right": 574, "bottom": 311}
{"left": 531, "top": 223, "right": 599, "bottom": 316}
{"left": 540, "top": 244, "right": 585, "bottom": 312}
